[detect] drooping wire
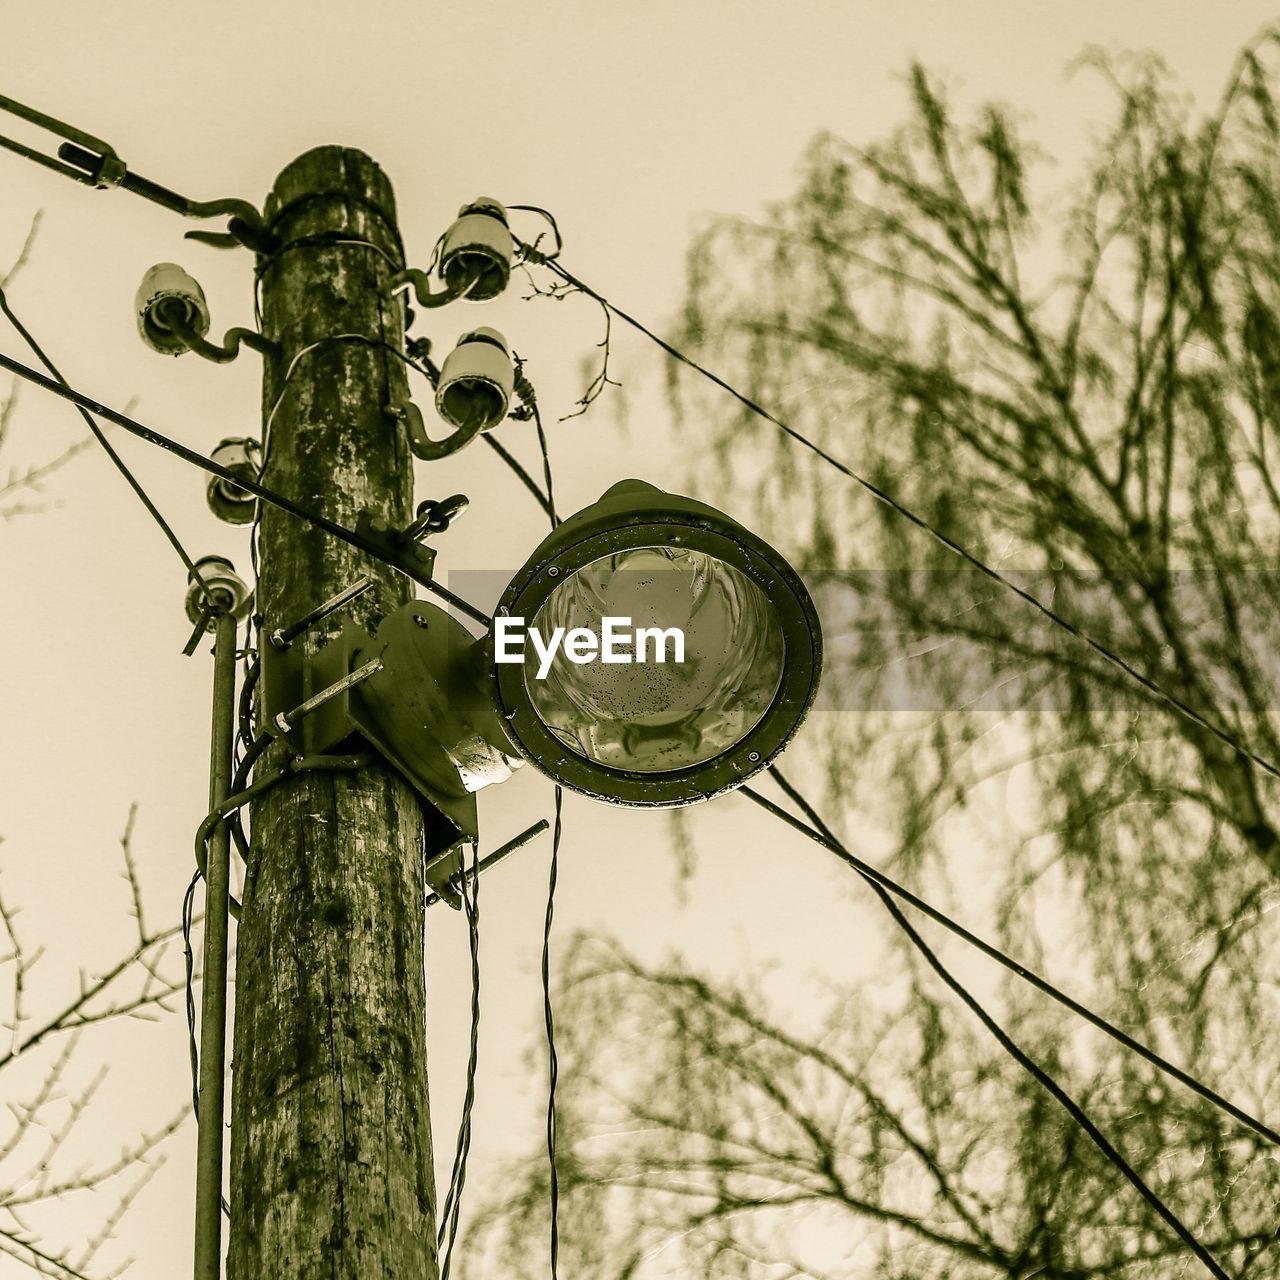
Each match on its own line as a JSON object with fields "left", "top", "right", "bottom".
{"left": 507, "top": 205, "right": 564, "bottom": 262}
{"left": 516, "top": 247, "right": 1280, "bottom": 785}
{"left": 543, "top": 786, "right": 563, "bottom": 1280}
{"left": 481, "top": 434, "right": 556, "bottom": 524}
{"left": 747, "top": 771, "right": 1235, "bottom": 1279}
{"left": 437, "top": 839, "right": 482, "bottom": 1280}
{"left": 0, "top": 286, "right": 216, "bottom": 610}
{"left": 530, "top": 402, "right": 560, "bottom": 529}
{"left": 182, "top": 869, "right": 201, "bottom": 1115}
{"left": 745, "top": 770, "right": 1278, "bottom": 1147}
{"left": 260, "top": 333, "right": 398, "bottom": 468}
{"left": 517, "top": 393, "right": 564, "bottom": 1276}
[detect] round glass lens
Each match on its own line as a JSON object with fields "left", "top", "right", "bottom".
{"left": 524, "top": 546, "right": 785, "bottom": 772}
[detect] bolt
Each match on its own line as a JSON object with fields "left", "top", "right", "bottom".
{"left": 547, "top": 566, "right": 560, "bottom": 578}
{"left": 748, "top": 751, "right": 761, "bottom": 762}
{"left": 413, "top": 614, "right": 430, "bottom": 629}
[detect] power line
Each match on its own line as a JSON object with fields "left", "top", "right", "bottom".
{"left": 747, "top": 768, "right": 1228, "bottom": 1280}
{"left": 480, "top": 434, "right": 556, "bottom": 524}
{"left": 0, "top": 287, "right": 216, "bottom": 610}
{"left": 745, "top": 771, "right": 1255, "bottom": 1280}
{"left": 519, "top": 247, "right": 1280, "bottom": 786}
{"left": 437, "top": 839, "right": 481, "bottom": 1280}
{"left": 744, "top": 770, "right": 1279, "bottom": 1149}
{"left": 542, "top": 786, "right": 563, "bottom": 1280}
{"left": 519, "top": 374, "right": 560, "bottom": 527}
{"left": 0, "top": 347, "right": 491, "bottom": 627}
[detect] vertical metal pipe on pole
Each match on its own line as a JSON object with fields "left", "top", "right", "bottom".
{"left": 194, "top": 607, "right": 238, "bottom": 1279}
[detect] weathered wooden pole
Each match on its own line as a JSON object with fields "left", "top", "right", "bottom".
{"left": 227, "top": 148, "right": 438, "bottom": 1279}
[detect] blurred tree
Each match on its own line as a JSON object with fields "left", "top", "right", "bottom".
{"left": 467, "top": 36, "right": 1280, "bottom": 1279}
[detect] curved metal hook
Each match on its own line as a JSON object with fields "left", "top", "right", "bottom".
{"left": 388, "top": 267, "right": 487, "bottom": 311}
{"left": 388, "top": 268, "right": 462, "bottom": 310}
{"left": 165, "top": 310, "right": 277, "bottom": 364}
{"left": 183, "top": 200, "right": 279, "bottom": 254}
{"left": 385, "top": 395, "right": 486, "bottom": 461}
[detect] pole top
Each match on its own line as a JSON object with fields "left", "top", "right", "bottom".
{"left": 265, "top": 146, "right": 399, "bottom": 238}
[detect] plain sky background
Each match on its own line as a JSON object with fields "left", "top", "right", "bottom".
{"left": 1, "top": 4, "right": 1277, "bottom": 1276}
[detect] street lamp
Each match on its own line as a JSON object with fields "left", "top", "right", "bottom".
{"left": 490, "top": 480, "right": 822, "bottom": 805}
{"left": 263, "top": 480, "right": 821, "bottom": 852}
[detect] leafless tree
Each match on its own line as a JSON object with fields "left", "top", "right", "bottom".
{"left": 0, "top": 225, "right": 189, "bottom": 1276}
{"left": 470, "top": 33, "right": 1280, "bottom": 1279}
{"left": 0, "top": 214, "right": 99, "bottom": 521}
{"left": 0, "top": 809, "right": 189, "bottom": 1278}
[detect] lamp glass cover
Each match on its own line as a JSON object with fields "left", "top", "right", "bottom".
{"left": 525, "top": 546, "right": 784, "bottom": 772}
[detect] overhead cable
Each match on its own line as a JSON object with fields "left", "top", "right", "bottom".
{"left": 742, "top": 770, "right": 1279, "bottom": 1149}
{"left": 0, "top": 287, "right": 216, "bottom": 610}
{"left": 743, "top": 771, "right": 1263, "bottom": 1278}
{"left": 0, "top": 347, "right": 490, "bottom": 627}
{"left": 518, "top": 247, "right": 1280, "bottom": 785}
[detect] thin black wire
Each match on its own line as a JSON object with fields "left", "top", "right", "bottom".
{"left": 749, "top": 771, "right": 1278, "bottom": 1146}
{"left": 749, "top": 771, "right": 1233, "bottom": 1279}
{"left": 523, "top": 401, "right": 563, "bottom": 1277}
{"left": 481, "top": 435, "right": 556, "bottom": 523}
{"left": 182, "top": 869, "right": 201, "bottom": 1115}
{"left": 0, "top": 286, "right": 216, "bottom": 610}
{"left": 519, "top": 247, "right": 1280, "bottom": 786}
{"left": 543, "top": 786, "right": 563, "bottom": 1280}
{"left": 0, "top": 349, "right": 491, "bottom": 627}
{"left": 530, "top": 401, "right": 560, "bottom": 528}
{"left": 507, "top": 206, "right": 564, "bottom": 262}
{"left": 437, "top": 839, "right": 481, "bottom": 1280}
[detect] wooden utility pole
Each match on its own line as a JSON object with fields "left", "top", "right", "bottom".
{"left": 228, "top": 148, "right": 438, "bottom": 1279}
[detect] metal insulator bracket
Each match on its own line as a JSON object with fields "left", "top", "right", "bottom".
{"left": 0, "top": 92, "right": 276, "bottom": 252}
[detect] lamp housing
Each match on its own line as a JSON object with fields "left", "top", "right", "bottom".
{"left": 487, "top": 480, "right": 822, "bottom": 807}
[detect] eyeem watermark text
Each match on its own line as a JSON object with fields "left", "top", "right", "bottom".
{"left": 495, "top": 616, "right": 685, "bottom": 680}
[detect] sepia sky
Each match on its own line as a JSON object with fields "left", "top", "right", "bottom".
{"left": 1, "top": 3, "right": 1276, "bottom": 1276}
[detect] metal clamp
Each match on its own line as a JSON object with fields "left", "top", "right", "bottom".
{"left": 0, "top": 92, "right": 276, "bottom": 253}
{"left": 403, "top": 494, "right": 469, "bottom": 542}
